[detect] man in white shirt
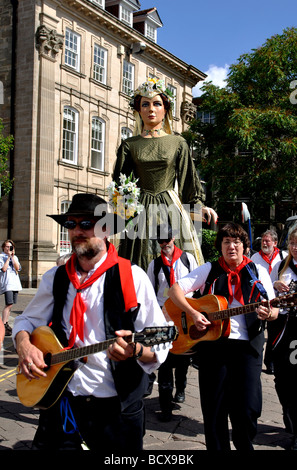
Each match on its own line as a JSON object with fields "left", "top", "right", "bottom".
{"left": 13, "top": 193, "right": 169, "bottom": 451}
{"left": 251, "top": 229, "right": 287, "bottom": 374}
{"left": 147, "top": 225, "right": 197, "bottom": 421}
{"left": 251, "top": 229, "right": 287, "bottom": 274}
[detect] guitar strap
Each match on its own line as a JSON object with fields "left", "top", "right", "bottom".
{"left": 245, "top": 264, "right": 268, "bottom": 302}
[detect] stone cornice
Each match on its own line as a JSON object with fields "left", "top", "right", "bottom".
{"left": 56, "top": 0, "right": 206, "bottom": 84}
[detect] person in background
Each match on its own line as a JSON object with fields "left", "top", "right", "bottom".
{"left": 147, "top": 224, "right": 197, "bottom": 421}
{"left": 0, "top": 240, "right": 22, "bottom": 336}
{"left": 56, "top": 252, "right": 72, "bottom": 266}
{"left": 112, "top": 77, "right": 217, "bottom": 273}
{"left": 251, "top": 229, "right": 287, "bottom": 374}
{"left": 168, "top": 223, "right": 278, "bottom": 450}
{"left": 270, "top": 225, "right": 297, "bottom": 450}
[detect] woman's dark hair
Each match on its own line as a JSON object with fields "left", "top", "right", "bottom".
{"left": 133, "top": 93, "right": 171, "bottom": 113}
{"left": 214, "top": 223, "right": 250, "bottom": 254}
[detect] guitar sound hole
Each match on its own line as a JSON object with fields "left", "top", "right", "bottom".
{"left": 189, "top": 325, "right": 209, "bottom": 340}
{"left": 189, "top": 312, "right": 209, "bottom": 340}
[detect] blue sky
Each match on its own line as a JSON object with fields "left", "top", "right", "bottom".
{"left": 139, "top": 0, "right": 297, "bottom": 96}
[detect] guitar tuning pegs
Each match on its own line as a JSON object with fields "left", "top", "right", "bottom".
{"left": 167, "top": 321, "right": 174, "bottom": 326}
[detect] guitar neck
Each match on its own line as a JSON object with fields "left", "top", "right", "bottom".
{"left": 208, "top": 300, "right": 263, "bottom": 322}
{"left": 51, "top": 335, "right": 133, "bottom": 366}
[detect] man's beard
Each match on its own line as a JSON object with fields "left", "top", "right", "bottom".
{"left": 161, "top": 244, "right": 174, "bottom": 257}
{"left": 72, "top": 237, "right": 104, "bottom": 260}
{"left": 262, "top": 246, "right": 273, "bottom": 255}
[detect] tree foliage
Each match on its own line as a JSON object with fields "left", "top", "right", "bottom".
{"left": 184, "top": 27, "right": 297, "bottom": 223}
{"left": 0, "top": 119, "right": 14, "bottom": 198}
{"left": 201, "top": 228, "right": 219, "bottom": 262}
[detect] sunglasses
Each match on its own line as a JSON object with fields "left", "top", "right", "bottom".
{"left": 63, "top": 220, "right": 97, "bottom": 230}
{"left": 157, "top": 238, "right": 172, "bottom": 244}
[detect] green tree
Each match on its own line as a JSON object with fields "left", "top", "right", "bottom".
{"left": 0, "top": 119, "right": 14, "bottom": 198}
{"left": 201, "top": 228, "right": 219, "bottom": 262}
{"left": 184, "top": 27, "right": 297, "bottom": 224}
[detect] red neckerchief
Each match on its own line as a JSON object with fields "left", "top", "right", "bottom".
{"left": 160, "top": 245, "right": 183, "bottom": 286}
{"left": 259, "top": 248, "right": 280, "bottom": 273}
{"left": 218, "top": 255, "right": 251, "bottom": 305}
{"left": 65, "top": 243, "right": 118, "bottom": 348}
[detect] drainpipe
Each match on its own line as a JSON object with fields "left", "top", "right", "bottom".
{"left": 7, "top": 0, "right": 18, "bottom": 238}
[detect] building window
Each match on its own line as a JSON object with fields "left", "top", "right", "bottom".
{"left": 65, "top": 28, "right": 81, "bottom": 71}
{"left": 145, "top": 24, "right": 156, "bottom": 42}
{"left": 91, "top": 117, "right": 105, "bottom": 170}
{"left": 88, "top": 0, "right": 104, "bottom": 7}
{"left": 121, "top": 127, "right": 133, "bottom": 140}
{"left": 122, "top": 60, "right": 134, "bottom": 95}
{"left": 62, "top": 107, "right": 78, "bottom": 164}
{"left": 93, "top": 45, "right": 107, "bottom": 84}
{"left": 197, "top": 110, "right": 216, "bottom": 124}
{"left": 167, "top": 84, "right": 177, "bottom": 117}
{"left": 60, "top": 201, "right": 71, "bottom": 253}
{"left": 120, "top": 6, "right": 132, "bottom": 26}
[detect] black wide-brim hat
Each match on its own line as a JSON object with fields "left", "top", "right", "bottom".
{"left": 47, "top": 193, "right": 124, "bottom": 236}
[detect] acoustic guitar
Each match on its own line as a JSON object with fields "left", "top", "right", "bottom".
{"left": 162, "top": 293, "right": 297, "bottom": 355}
{"left": 16, "top": 324, "right": 178, "bottom": 409}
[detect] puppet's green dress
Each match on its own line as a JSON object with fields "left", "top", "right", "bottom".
{"left": 112, "top": 134, "right": 205, "bottom": 272}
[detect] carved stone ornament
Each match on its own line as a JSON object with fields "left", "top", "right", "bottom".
{"left": 181, "top": 101, "right": 196, "bottom": 123}
{"left": 36, "top": 25, "right": 64, "bottom": 57}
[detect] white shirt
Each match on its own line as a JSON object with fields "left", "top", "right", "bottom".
{"left": 13, "top": 256, "right": 169, "bottom": 397}
{"left": 177, "top": 261, "right": 276, "bottom": 341}
{"left": 251, "top": 250, "right": 287, "bottom": 274}
{"left": 147, "top": 252, "right": 197, "bottom": 307}
{"left": 270, "top": 258, "right": 297, "bottom": 315}
{"left": 0, "top": 253, "right": 22, "bottom": 292}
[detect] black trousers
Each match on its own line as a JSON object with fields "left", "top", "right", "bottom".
{"left": 32, "top": 392, "right": 145, "bottom": 451}
{"left": 264, "top": 315, "right": 287, "bottom": 368}
{"left": 158, "top": 352, "right": 190, "bottom": 412}
{"left": 273, "top": 316, "right": 297, "bottom": 435}
{"left": 196, "top": 338, "right": 263, "bottom": 451}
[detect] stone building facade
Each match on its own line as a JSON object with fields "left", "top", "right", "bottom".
{"left": 0, "top": 0, "right": 206, "bottom": 286}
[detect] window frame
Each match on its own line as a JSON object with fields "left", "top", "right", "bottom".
{"left": 145, "top": 23, "right": 157, "bottom": 42}
{"left": 121, "top": 127, "right": 133, "bottom": 141}
{"left": 64, "top": 28, "right": 81, "bottom": 72}
{"left": 89, "top": 0, "right": 104, "bottom": 7}
{"left": 120, "top": 5, "right": 133, "bottom": 26}
{"left": 122, "top": 60, "right": 134, "bottom": 95}
{"left": 60, "top": 201, "right": 71, "bottom": 254}
{"left": 91, "top": 116, "right": 105, "bottom": 171}
{"left": 93, "top": 44, "right": 107, "bottom": 84}
{"left": 197, "top": 110, "right": 216, "bottom": 124}
{"left": 62, "top": 106, "right": 79, "bottom": 165}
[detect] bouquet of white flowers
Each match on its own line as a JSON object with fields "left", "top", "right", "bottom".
{"left": 107, "top": 173, "right": 144, "bottom": 230}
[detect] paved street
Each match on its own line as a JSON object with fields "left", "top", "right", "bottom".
{"left": 0, "top": 290, "right": 294, "bottom": 452}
